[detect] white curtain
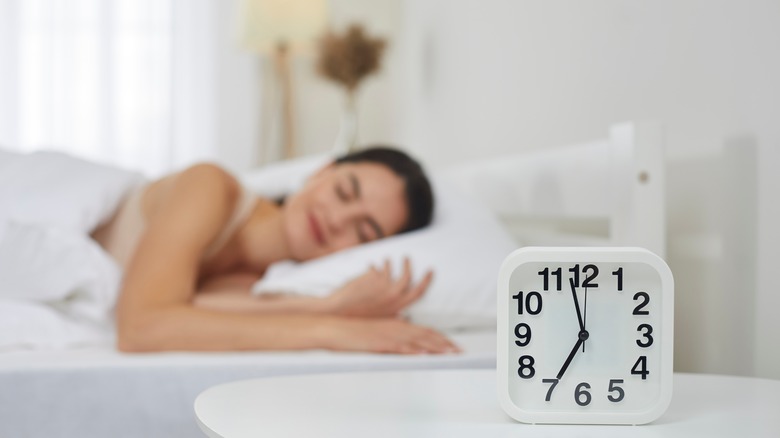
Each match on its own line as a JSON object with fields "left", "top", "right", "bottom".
{"left": 0, "top": 0, "right": 218, "bottom": 177}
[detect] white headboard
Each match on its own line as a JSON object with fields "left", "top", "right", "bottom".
{"left": 437, "top": 122, "right": 665, "bottom": 258}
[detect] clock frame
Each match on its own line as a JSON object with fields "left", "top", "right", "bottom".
{"left": 497, "top": 247, "right": 674, "bottom": 425}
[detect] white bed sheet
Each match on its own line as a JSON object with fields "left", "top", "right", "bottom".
{"left": 0, "top": 329, "right": 495, "bottom": 438}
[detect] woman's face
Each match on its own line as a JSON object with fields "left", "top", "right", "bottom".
{"left": 282, "top": 161, "right": 409, "bottom": 261}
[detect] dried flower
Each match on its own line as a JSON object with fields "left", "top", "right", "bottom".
{"left": 316, "top": 24, "right": 386, "bottom": 93}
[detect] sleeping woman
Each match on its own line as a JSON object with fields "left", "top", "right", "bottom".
{"left": 91, "top": 147, "right": 459, "bottom": 355}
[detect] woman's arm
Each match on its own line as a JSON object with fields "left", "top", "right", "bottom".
{"left": 193, "top": 258, "right": 432, "bottom": 317}
{"left": 115, "top": 164, "right": 457, "bottom": 354}
{"left": 193, "top": 272, "right": 332, "bottom": 314}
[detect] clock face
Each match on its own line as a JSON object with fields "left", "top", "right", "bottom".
{"left": 497, "top": 247, "right": 674, "bottom": 425}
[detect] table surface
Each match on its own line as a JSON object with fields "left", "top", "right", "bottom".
{"left": 195, "top": 369, "right": 780, "bottom": 438}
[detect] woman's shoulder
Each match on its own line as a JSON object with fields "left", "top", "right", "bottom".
{"left": 143, "top": 163, "right": 242, "bottom": 216}
{"left": 179, "top": 162, "right": 240, "bottom": 191}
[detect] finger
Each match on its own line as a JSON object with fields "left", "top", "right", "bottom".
{"left": 397, "top": 342, "right": 423, "bottom": 355}
{"left": 411, "top": 328, "right": 461, "bottom": 354}
{"left": 383, "top": 259, "right": 392, "bottom": 280}
{"left": 378, "top": 336, "right": 420, "bottom": 355}
{"left": 359, "top": 266, "right": 377, "bottom": 285}
{"left": 397, "top": 270, "right": 433, "bottom": 309}
{"left": 394, "top": 257, "right": 413, "bottom": 294}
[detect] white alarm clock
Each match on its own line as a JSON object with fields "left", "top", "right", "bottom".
{"left": 497, "top": 247, "right": 674, "bottom": 425}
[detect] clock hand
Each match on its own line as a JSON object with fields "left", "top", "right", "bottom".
{"left": 570, "top": 277, "right": 585, "bottom": 332}
{"left": 558, "top": 277, "right": 591, "bottom": 379}
{"left": 583, "top": 286, "right": 588, "bottom": 353}
{"left": 556, "top": 336, "right": 585, "bottom": 380}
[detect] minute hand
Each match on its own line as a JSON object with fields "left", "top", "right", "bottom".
{"left": 570, "top": 277, "right": 585, "bottom": 332}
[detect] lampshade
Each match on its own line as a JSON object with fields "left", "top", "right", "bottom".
{"left": 239, "top": 0, "right": 328, "bottom": 53}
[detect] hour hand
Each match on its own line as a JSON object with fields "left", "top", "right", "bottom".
{"left": 570, "top": 277, "right": 585, "bottom": 332}
{"left": 556, "top": 337, "right": 584, "bottom": 379}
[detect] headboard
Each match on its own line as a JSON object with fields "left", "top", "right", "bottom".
{"left": 436, "top": 122, "right": 666, "bottom": 258}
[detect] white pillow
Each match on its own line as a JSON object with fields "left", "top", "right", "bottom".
{"left": 243, "top": 155, "right": 518, "bottom": 330}
{"left": 0, "top": 149, "right": 145, "bottom": 233}
{"left": 239, "top": 153, "right": 332, "bottom": 200}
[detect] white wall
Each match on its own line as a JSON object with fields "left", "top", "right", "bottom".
{"left": 395, "top": 0, "right": 780, "bottom": 379}
{"left": 215, "top": 0, "right": 779, "bottom": 378}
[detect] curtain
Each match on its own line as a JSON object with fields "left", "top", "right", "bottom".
{"left": 0, "top": 0, "right": 218, "bottom": 177}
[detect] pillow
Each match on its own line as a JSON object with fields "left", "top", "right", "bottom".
{"left": 243, "top": 155, "right": 518, "bottom": 330}
{"left": 239, "top": 153, "right": 332, "bottom": 200}
{"left": 0, "top": 149, "right": 145, "bottom": 233}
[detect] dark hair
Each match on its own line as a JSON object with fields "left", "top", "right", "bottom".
{"left": 335, "top": 146, "right": 434, "bottom": 234}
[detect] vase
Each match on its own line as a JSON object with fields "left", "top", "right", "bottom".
{"left": 332, "top": 91, "right": 358, "bottom": 155}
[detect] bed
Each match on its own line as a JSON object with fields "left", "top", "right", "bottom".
{"left": 0, "top": 121, "right": 664, "bottom": 438}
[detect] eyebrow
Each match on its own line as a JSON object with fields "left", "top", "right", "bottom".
{"left": 350, "top": 172, "right": 385, "bottom": 239}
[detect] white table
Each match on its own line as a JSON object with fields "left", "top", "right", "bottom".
{"left": 195, "top": 369, "right": 780, "bottom": 437}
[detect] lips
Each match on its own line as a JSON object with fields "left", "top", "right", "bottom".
{"left": 308, "top": 212, "right": 325, "bottom": 246}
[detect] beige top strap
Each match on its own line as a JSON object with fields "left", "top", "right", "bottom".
{"left": 202, "top": 184, "right": 257, "bottom": 260}
{"left": 94, "top": 183, "right": 258, "bottom": 271}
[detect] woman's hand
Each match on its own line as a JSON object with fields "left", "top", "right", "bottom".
{"left": 321, "top": 317, "right": 460, "bottom": 355}
{"left": 325, "top": 258, "right": 432, "bottom": 318}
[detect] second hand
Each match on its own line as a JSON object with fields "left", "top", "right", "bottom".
{"left": 583, "top": 286, "right": 588, "bottom": 353}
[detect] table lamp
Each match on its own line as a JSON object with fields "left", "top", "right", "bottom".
{"left": 239, "top": 0, "right": 327, "bottom": 160}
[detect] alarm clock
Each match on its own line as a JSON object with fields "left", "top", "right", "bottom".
{"left": 497, "top": 247, "right": 674, "bottom": 425}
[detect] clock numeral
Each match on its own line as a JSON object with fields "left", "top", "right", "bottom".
{"left": 612, "top": 267, "right": 623, "bottom": 291}
{"left": 632, "top": 292, "right": 650, "bottom": 315}
{"left": 607, "top": 379, "right": 625, "bottom": 402}
{"left": 582, "top": 264, "right": 599, "bottom": 288}
{"left": 538, "top": 267, "right": 562, "bottom": 291}
{"left": 569, "top": 264, "right": 599, "bottom": 288}
{"left": 542, "top": 378, "right": 559, "bottom": 401}
{"left": 631, "top": 356, "right": 650, "bottom": 380}
{"left": 517, "top": 355, "right": 536, "bottom": 379}
{"left": 514, "top": 323, "right": 531, "bottom": 347}
{"left": 636, "top": 324, "right": 654, "bottom": 348}
{"left": 574, "top": 382, "right": 592, "bottom": 406}
{"left": 512, "top": 291, "right": 543, "bottom": 315}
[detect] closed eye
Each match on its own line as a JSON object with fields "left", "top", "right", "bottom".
{"left": 357, "top": 219, "right": 384, "bottom": 243}
{"left": 349, "top": 173, "right": 361, "bottom": 199}
{"left": 335, "top": 183, "right": 350, "bottom": 202}
{"left": 356, "top": 221, "right": 375, "bottom": 243}
{"left": 336, "top": 174, "right": 360, "bottom": 202}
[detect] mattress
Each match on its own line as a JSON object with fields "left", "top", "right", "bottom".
{"left": 0, "top": 329, "right": 496, "bottom": 438}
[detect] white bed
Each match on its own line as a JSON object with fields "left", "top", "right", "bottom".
{"left": 0, "top": 121, "right": 664, "bottom": 438}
